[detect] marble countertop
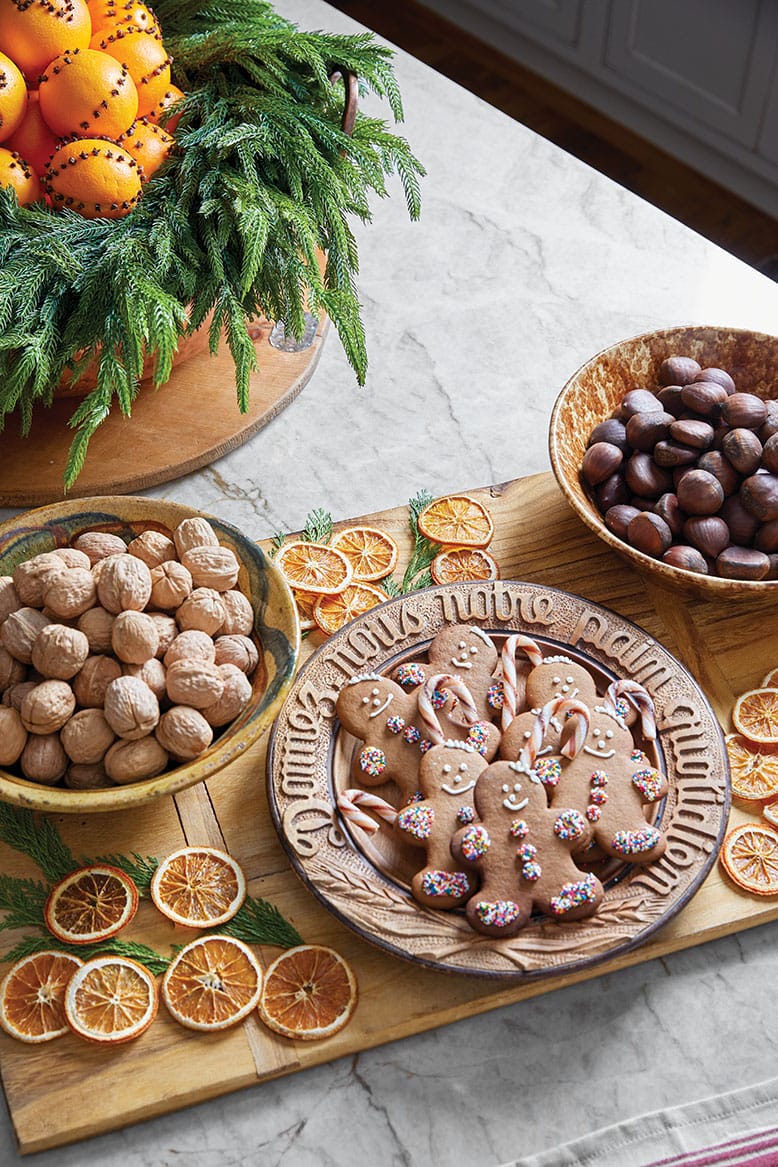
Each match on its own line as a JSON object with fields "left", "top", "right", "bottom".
{"left": 2, "top": 1, "right": 778, "bottom": 1163}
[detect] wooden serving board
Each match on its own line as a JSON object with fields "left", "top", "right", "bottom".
{"left": 1, "top": 471, "right": 776, "bottom": 1154}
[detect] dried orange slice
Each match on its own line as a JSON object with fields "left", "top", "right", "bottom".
{"left": 162, "top": 936, "right": 262, "bottom": 1031}
{"left": 331, "top": 526, "right": 399, "bottom": 582}
{"left": 64, "top": 955, "right": 158, "bottom": 1044}
{"left": 275, "top": 541, "right": 352, "bottom": 595}
{"left": 293, "top": 590, "right": 318, "bottom": 632}
{"left": 150, "top": 847, "right": 246, "bottom": 929}
{"left": 44, "top": 865, "right": 139, "bottom": 945}
{"left": 763, "top": 668, "right": 778, "bottom": 687}
{"left": 430, "top": 546, "right": 500, "bottom": 585}
{"left": 726, "top": 733, "right": 778, "bottom": 803}
{"left": 720, "top": 822, "right": 778, "bottom": 895}
{"left": 0, "top": 951, "right": 83, "bottom": 1043}
{"left": 258, "top": 944, "right": 357, "bottom": 1041}
{"left": 313, "top": 583, "right": 389, "bottom": 635}
{"left": 763, "top": 801, "right": 778, "bottom": 829}
{"left": 417, "top": 494, "right": 494, "bottom": 548}
{"left": 732, "top": 688, "right": 778, "bottom": 745}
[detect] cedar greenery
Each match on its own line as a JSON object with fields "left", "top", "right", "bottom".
{"left": 0, "top": 0, "right": 424, "bottom": 488}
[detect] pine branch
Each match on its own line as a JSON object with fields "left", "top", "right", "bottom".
{"left": 0, "top": 875, "right": 48, "bottom": 932}
{"left": 0, "top": 805, "right": 77, "bottom": 884}
{"left": 402, "top": 489, "right": 440, "bottom": 592}
{"left": 91, "top": 852, "right": 159, "bottom": 895}
{"left": 0, "top": 932, "right": 172, "bottom": 974}
{"left": 302, "top": 508, "right": 333, "bottom": 544}
{"left": 217, "top": 894, "right": 303, "bottom": 949}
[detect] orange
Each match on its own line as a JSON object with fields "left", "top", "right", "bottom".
{"left": 88, "top": 0, "right": 159, "bottom": 37}
{"left": 293, "top": 590, "right": 318, "bottom": 632}
{"left": 144, "top": 83, "right": 184, "bottom": 132}
{"left": 763, "top": 668, "right": 778, "bottom": 687}
{"left": 313, "top": 582, "right": 388, "bottom": 635}
{"left": 150, "top": 846, "right": 246, "bottom": 928}
{"left": 763, "top": 801, "right": 778, "bottom": 830}
{"left": 417, "top": 493, "right": 494, "bottom": 548}
{"left": 44, "top": 863, "right": 139, "bottom": 944}
{"left": 258, "top": 944, "right": 357, "bottom": 1041}
{"left": 331, "top": 526, "right": 399, "bottom": 582}
{"left": 0, "top": 146, "right": 40, "bottom": 205}
{"left": 720, "top": 822, "right": 778, "bottom": 896}
{"left": 64, "top": 955, "right": 158, "bottom": 1043}
{"left": 116, "top": 116, "right": 173, "bottom": 180}
{"left": 430, "top": 545, "right": 500, "bottom": 585}
{"left": 275, "top": 540, "right": 352, "bottom": 595}
{"left": 5, "top": 91, "right": 57, "bottom": 177}
{"left": 0, "top": 951, "right": 83, "bottom": 1043}
{"left": 39, "top": 47, "right": 138, "bottom": 139}
{"left": 161, "top": 936, "right": 262, "bottom": 1031}
{"left": 725, "top": 733, "right": 778, "bottom": 803}
{"left": 0, "top": 0, "right": 92, "bottom": 80}
{"left": 732, "top": 688, "right": 778, "bottom": 745}
{"left": 45, "top": 137, "right": 144, "bottom": 219}
{"left": 0, "top": 51, "right": 27, "bottom": 143}
{"left": 91, "top": 25, "right": 171, "bottom": 118}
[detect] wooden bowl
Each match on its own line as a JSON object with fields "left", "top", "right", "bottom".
{"left": 549, "top": 325, "right": 778, "bottom": 600}
{"left": 0, "top": 497, "right": 300, "bottom": 812}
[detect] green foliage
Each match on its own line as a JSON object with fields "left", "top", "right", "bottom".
{"left": 401, "top": 488, "right": 440, "bottom": 591}
{"left": 216, "top": 894, "right": 304, "bottom": 949}
{"left": 0, "top": 0, "right": 424, "bottom": 488}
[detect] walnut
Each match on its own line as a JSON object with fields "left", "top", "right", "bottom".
{"left": 103, "top": 675, "right": 160, "bottom": 740}
{"left": 42, "top": 567, "right": 97, "bottom": 619}
{"left": 175, "top": 588, "right": 225, "bottom": 635}
{"left": 104, "top": 736, "right": 169, "bottom": 784}
{"left": 77, "top": 606, "right": 115, "bottom": 654}
{"left": 165, "top": 659, "right": 225, "bottom": 709}
{"left": 73, "top": 654, "right": 122, "bottom": 708}
{"left": 2, "top": 681, "right": 37, "bottom": 711}
{"left": 20, "top": 680, "right": 76, "bottom": 734}
{"left": 96, "top": 554, "right": 152, "bottom": 614}
{"left": 0, "top": 577, "right": 22, "bottom": 624}
{"left": 218, "top": 589, "right": 254, "bottom": 636}
{"left": 202, "top": 664, "right": 252, "bottom": 727}
{"left": 164, "top": 629, "right": 215, "bottom": 668}
{"left": 20, "top": 733, "right": 68, "bottom": 784}
{"left": 156, "top": 705, "right": 213, "bottom": 760}
{"left": 52, "top": 547, "right": 91, "bottom": 571}
{"left": 127, "top": 529, "right": 177, "bottom": 568}
{"left": 0, "top": 706, "right": 28, "bottom": 765}
{"left": 122, "top": 657, "right": 166, "bottom": 701}
{"left": 149, "top": 560, "right": 192, "bottom": 611}
{"left": 148, "top": 612, "right": 177, "bottom": 658}
{"left": 72, "top": 531, "right": 128, "bottom": 564}
{"left": 180, "top": 546, "right": 240, "bottom": 592}
{"left": 111, "top": 610, "right": 159, "bottom": 664}
{"left": 0, "top": 645, "right": 26, "bottom": 689}
{"left": 31, "top": 624, "right": 90, "bottom": 680}
{"left": 60, "top": 708, "right": 115, "bottom": 764}
{"left": 12, "top": 552, "right": 65, "bottom": 606}
{"left": 173, "top": 517, "right": 219, "bottom": 557}
{"left": 213, "top": 634, "right": 259, "bottom": 675}
{"left": 1, "top": 607, "right": 50, "bottom": 663}
{"left": 65, "top": 762, "right": 114, "bottom": 789}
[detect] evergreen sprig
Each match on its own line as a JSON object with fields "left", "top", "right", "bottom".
{"left": 401, "top": 489, "right": 440, "bottom": 592}
{"left": 0, "top": 0, "right": 424, "bottom": 488}
{"left": 0, "top": 805, "right": 76, "bottom": 884}
{"left": 216, "top": 894, "right": 304, "bottom": 949}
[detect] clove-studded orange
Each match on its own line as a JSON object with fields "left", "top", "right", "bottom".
{"left": 38, "top": 47, "right": 139, "bottom": 140}
{"left": 5, "top": 91, "right": 57, "bottom": 177}
{"left": 90, "top": 25, "right": 171, "bottom": 118}
{"left": 0, "top": 145, "right": 40, "bottom": 205}
{"left": 116, "top": 116, "right": 173, "bottom": 181}
{"left": 44, "top": 137, "right": 144, "bottom": 219}
{"left": 0, "top": 0, "right": 92, "bottom": 79}
{"left": 88, "top": 0, "right": 160, "bottom": 38}
{"left": 0, "top": 50, "right": 27, "bottom": 142}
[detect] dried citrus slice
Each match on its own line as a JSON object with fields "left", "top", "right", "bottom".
{"left": 150, "top": 846, "right": 246, "bottom": 929}
{"left": 726, "top": 733, "right": 778, "bottom": 803}
{"left": 313, "top": 582, "right": 389, "bottom": 635}
{"left": 64, "top": 955, "right": 158, "bottom": 1044}
{"left": 0, "top": 951, "right": 83, "bottom": 1043}
{"left": 44, "top": 865, "right": 139, "bottom": 945}
{"left": 763, "top": 801, "right": 778, "bottom": 829}
{"left": 275, "top": 541, "right": 352, "bottom": 595}
{"left": 732, "top": 688, "right": 778, "bottom": 745}
{"left": 763, "top": 668, "right": 778, "bottom": 687}
{"left": 331, "top": 526, "right": 399, "bottom": 582}
{"left": 258, "top": 944, "right": 357, "bottom": 1041}
{"left": 417, "top": 494, "right": 494, "bottom": 548}
{"left": 430, "top": 546, "right": 500, "bottom": 584}
{"left": 162, "top": 936, "right": 262, "bottom": 1031}
{"left": 720, "top": 822, "right": 778, "bottom": 895}
{"left": 293, "top": 590, "right": 318, "bottom": 632}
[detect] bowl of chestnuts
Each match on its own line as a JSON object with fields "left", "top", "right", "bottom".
{"left": 549, "top": 325, "right": 778, "bottom": 600}
{"left": 0, "top": 496, "right": 300, "bottom": 812}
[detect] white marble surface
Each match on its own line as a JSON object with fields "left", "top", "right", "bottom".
{"left": 2, "top": 1, "right": 778, "bottom": 1163}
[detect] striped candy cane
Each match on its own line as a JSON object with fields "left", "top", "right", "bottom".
{"left": 520, "top": 696, "right": 590, "bottom": 770}
{"left": 606, "top": 679, "right": 657, "bottom": 740}
{"left": 418, "top": 673, "right": 479, "bottom": 745}
{"left": 500, "top": 635, "right": 544, "bottom": 731}
{"left": 337, "top": 789, "right": 398, "bottom": 835}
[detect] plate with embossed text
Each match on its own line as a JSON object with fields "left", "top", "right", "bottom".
{"left": 266, "top": 580, "right": 730, "bottom": 979}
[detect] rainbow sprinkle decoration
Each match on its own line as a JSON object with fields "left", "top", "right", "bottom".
{"left": 553, "top": 809, "right": 586, "bottom": 841}
{"left": 394, "top": 662, "right": 426, "bottom": 689}
{"left": 386, "top": 715, "right": 405, "bottom": 735}
{"left": 632, "top": 767, "right": 664, "bottom": 801}
{"left": 590, "top": 770, "right": 609, "bottom": 787}
{"left": 460, "top": 823, "right": 491, "bottom": 861}
{"left": 551, "top": 873, "right": 599, "bottom": 916}
{"left": 612, "top": 826, "right": 661, "bottom": 855}
{"left": 457, "top": 805, "right": 475, "bottom": 825}
{"left": 421, "top": 869, "right": 471, "bottom": 898}
{"left": 359, "top": 745, "right": 386, "bottom": 778}
{"left": 510, "top": 818, "right": 529, "bottom": 839}
{"left": 397, "top": 803, "right": 435, "bottom": 840}
{"left": 402, "top": 725, "right": 422, "bottom": 745}
{"left": 534, "top": 757, "right": 562, "bottom": 787}
{"left": 466, "top": 722, "right": 490, "bottom": 755}
{"left": 475, "top": 899, "right": 522, "bottom": 929}
{"left": 487, "top": 681, "right": 505, "bottom": 710}
{"left": 521, "top": 860, "right": 542, "bottom": 881}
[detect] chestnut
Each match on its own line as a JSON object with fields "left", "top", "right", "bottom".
{"left": 683, "top": 515, "right": 729, "bottom": 558}
{"left": 625, "top": 410, "right": 674, "bottom": 452}
{"left": 716, "top": 546, "right": 770, "bottom": 581}
{"left": 668, "top": 419, "right": 715, "bottom": 450}
{"left": 741, "top": 473, "right": 778, "bottom": 522}
{"left": 720, "top": 392, "right": 767, "bottom": 430}
{"left": 762, "top": 433, "right": 778, "bottom": 475}
{"left": 627, "top": 511, "right": 672, "bottom": 558}
{"left": 680, "top": 381, "right": 727, "bottom": 417}
{"left": 662, "top": 545, "right": 709, "bottom": 575}
{"left": 721, "top": 428, "right": 762, "bottom": 475}
{"left": 696, "top": 450, "right": 740, "bottom": 496}
{"left": 657, "top": 356, "right": 701, "bottom": 386}
{"left": 588, "top": 418, "right": 630, "bottom": 454}
{"left": 693, "top": 367, "right": 736, "bottom": 395}
{"left": 625, "top": 452, "right": 673, "bottom": 499}
{"left": 581, "top": 441, "right": 623, "bottom": 486}
{"left": 676, "top": 469, "right": 725, "bottom": 516}
{"left": 720, "top": 495, "right": 759, "bottom": 545}
{"left": 619, "top": 389, "right": 663, "bottom": 417}
{"left": 604, "top": 504, "right": 641, "bottom": 540}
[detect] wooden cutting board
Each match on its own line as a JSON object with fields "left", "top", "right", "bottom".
{"left": 0, "top": 471, "right": 774, "bottom": 1155}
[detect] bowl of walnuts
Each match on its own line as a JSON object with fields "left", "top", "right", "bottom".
{"left": 0, "top": 496, "right": 300, "bottom": 812}
{"left": 549, "top": 325, "right": 778, "bottom": 600}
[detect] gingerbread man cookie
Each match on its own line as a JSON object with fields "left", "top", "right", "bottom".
{"left": 499, "top": 696, "right": 591, "bottom": 789}
{"left": 392, "top": 625, "right": 504, "bottom": 727}
{"left": 451, "top": 759, "right": 603, "bottom": 937}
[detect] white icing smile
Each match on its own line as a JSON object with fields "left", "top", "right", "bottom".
{"left": 362, "top": 686, "right": 393, "bottom": 719}
{"left": 451, "top": 640, "right": 479, "bottom": 670}
{"left": 584, "top": 726, "right": 615, "bottom": 757}
{"left": 441, "top": 760, "right": 476, "bottom": 796}
{"left": 501, "top": 780, "right": 529, "bottom": 811}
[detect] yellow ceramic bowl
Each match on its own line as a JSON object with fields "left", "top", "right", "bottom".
{"left": 0, "top": 497, "right": 300, "bottom": 812}
{"left": 549, "top": 325, "right": 778, "bottom": 600}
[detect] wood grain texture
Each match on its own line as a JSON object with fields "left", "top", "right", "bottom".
{"left": 0, "top": 472, "right": 770, "bottom": 1155}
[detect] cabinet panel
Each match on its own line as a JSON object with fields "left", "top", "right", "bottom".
{"left": 462, "top": 0, "right": 584, "bottom": 48}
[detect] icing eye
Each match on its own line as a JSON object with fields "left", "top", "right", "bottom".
{"left": 561, "top": 684, "right": 569, "bottom": 693}
{"left": 372, "top": 698, "right": 382, "bottom": 707}
{"left": 470, "top": 646, "right": 478, "bottom": 655}
{"left": 523, "top": 731, "right": 531, "bottom": 740}
{"left": 458, "top": 641, "right": 466, "bottom": 650}
{"left": 459, "top": 763, "right": 468, "bottom": 772}
{"left": 606, "top": 730, "right": 614, "bottom": 739}
{"left": 361, "top": 697, "right": 369, "bottom": 705}
{"left": 513, "top": 783, "right": 522, "bottom": 792}
{"left": 502, "top": 784, "right": 510, "bottom": 793}
{"left": 593, "top": 728, "right": 601, "bottom": 737}
{"left": 566, "top": 676, "right": 574, "bottom": 684}
{"left": 442, "top": 764, "right": 451, "bottom": 774}
{"left": 371, "top": 688, "right": 379, "bottom": 696}
{"left": 552, "top": 676, "right": 560, "bottom": 685}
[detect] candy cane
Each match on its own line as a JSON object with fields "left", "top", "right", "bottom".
{"left": 337, "top": 789, "right": 398, "bottom": 834}
{"left": 418, "top": 673, "right": 479, "bottom": 744}
{"left": 520, "top": 696, "right": 590, "bottom": 769}
{"left": 606, "top": 679, "right": 657, "bottom": 741}
{"left": 500, "top": 635, "right": 544, "bottom": 731}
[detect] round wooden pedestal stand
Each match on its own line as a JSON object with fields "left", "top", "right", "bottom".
{"left": 0, "top": 314, "right": 329, "bottom": 507}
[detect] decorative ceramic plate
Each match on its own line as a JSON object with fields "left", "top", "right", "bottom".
{"left": 266, "top": 580, "right": 729, "bottom": 979}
